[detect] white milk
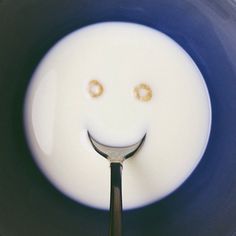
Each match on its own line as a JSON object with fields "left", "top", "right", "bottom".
{"left": 24, "top": 22, "right": 211, "bottom": 210}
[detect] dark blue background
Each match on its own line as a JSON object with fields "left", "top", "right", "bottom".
{"left": 0, "top": 0, "right": 236, "bottom": 235}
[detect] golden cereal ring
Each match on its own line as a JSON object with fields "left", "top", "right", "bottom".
{"left": 134, "top": 83, "right": 152, "bottom": 102}
{"left": 88, "top": 80, "right": 104, "bottom": 97}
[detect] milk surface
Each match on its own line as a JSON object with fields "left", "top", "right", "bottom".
{"left": 24, "top": 22, "right": 211, "bottom": 209}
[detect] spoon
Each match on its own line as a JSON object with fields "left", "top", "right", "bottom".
{"left": 88, "top": 132, "right": 146, "bottom": 236}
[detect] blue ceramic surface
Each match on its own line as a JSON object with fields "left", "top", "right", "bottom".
{"left": 0, "top": 0, "right": 236, "bottom": 235}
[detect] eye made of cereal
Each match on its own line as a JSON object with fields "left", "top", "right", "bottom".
{"left": 88, "top": 80, "right": 104, "bottom": 98}
{"left": 134, "top": 83, "right": 152, "bottom": 102}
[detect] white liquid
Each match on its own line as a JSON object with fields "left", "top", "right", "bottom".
{"left": 24, "top": 22, "right": 211, "bottom": 210}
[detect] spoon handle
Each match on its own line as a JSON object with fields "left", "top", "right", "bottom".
{"left": 109, "top": 162, "right": 123, "bottom": 236}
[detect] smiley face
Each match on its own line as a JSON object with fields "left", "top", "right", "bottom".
{"left": 84, "top": 77, "right": 154, "bottom": 147}
{"left": 24, "top": 22, "right": 211, "bottom": 210}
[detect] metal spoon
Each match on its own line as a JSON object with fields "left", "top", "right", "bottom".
{"left": 88, "top": 132, "right": 146, "bottom": 236}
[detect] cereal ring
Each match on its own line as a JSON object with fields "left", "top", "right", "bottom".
{"left": 134, "top": 83, "right": 152, "bottom": 102}
{"left": 88, "top": 80, "right": 104, "bottom": 97}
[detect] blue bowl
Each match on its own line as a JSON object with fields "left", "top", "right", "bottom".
{"left": 0, "top": 0, "right": 236, "bottom": 235}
